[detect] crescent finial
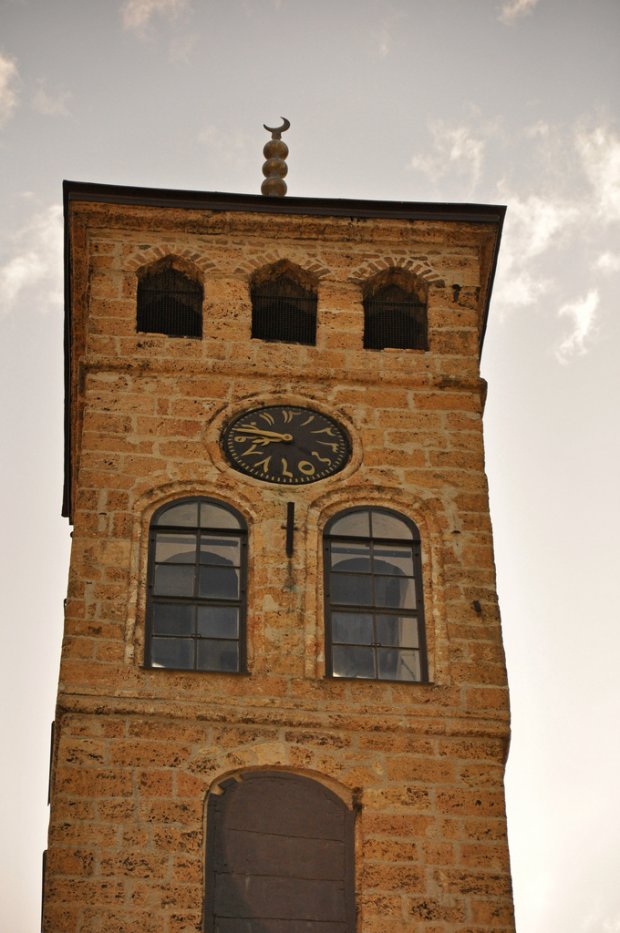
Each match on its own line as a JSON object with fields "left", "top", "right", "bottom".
{"left": 263, "top": 117, "right": 291, "bottom": 139}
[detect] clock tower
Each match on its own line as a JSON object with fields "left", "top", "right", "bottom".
{"left": 44, "top": 174, "right": 514, "bottom": 931}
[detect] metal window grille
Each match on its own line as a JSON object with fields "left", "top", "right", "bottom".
{"left": 137, "top": 267, "right": 203, "bottom": 338}
{"left": 364, "top": 284, "right": 428, "bottom": 350}
{"left": 251, "top": 276, "right": 317, "bottom": 345}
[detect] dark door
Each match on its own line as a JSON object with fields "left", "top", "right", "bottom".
{"left": 205, "top": 771, "right": 355, "bottom": 932}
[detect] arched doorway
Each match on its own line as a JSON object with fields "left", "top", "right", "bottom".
{"left": 204, "top": 771, "right": 355, "bottom": 931}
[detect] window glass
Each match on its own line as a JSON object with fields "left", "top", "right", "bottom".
{"left": 155, "top": 502, "right": 199, "bottom": 527}
{"left": 200, "top": 502, "right": 241, "bottom": 529}
{"left": 329, "top": 510, "right": 370, "bottom": 538}
{"left": 197, "top": 606, "right": 239, "bottom": 639}
{"left": 150, "top": 637, "right": 194, "bottom": 669}
{"left": 197, "top": 639, "right": 239, "bottom": 673}
{"left": 152, "top": 603, "right": 194, "bottom": 636}
{"left": 332, "top": 645, "right": 375, "bottom": 679}
{"left": 324, "top": 507, "right": 427, "bottom": 683}
{"left": 331, "top": 612, "right": 373, "bottom": 645}
{"left": 146, "top": 498, "right": 246, "bottom": 673}
{"left": 371, "top": 511, "right": 413, "bottom": 540}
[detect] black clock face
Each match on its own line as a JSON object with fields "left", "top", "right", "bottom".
{"left": 222, "top": 406, "right": 351, "bottom": 485}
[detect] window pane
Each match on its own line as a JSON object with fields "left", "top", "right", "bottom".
{"left": 199, "top": 536, "right": 241, "bottom": 566}
{"left": 377, "top": 648, "right": 421, "bottom": 682}
{"left": 370, "top": 511, "right": 412, "bottom": 540}
{"left": 155, "top": 532, "right": 196, "bottom": 563}
{"left": 330, "top": 573, "right": 373, "bottom": 606}
{"left": 155, "top": 502, "right": 199, "bottom": 527}
{"left": 374, "top": 575, "right": 416, "bottom": 610}
{"left": 330, "top": 543, "right": 371, "bottom": 572}
{"left": 152, "top": 603, "right": 194, "bottom": 636}
{"left": 197, "top": 606, "right": 239, "bottom": 638}
{"left": 198, "top": 566, "right": 240, "bottom": 600}
{"left": 329, "top": 511, "right": 370, "bottom": 537}
{"left": 332, "top": 645, "right": 375, "bottom": 679}
{"left": 200, "top": 502, "right": 241, "bottom": 530}
{"left": 375, "top": 615, "right": 419, "bottom": 648}
{"left": 331, "top": 612, "right": 373, "bottom": 645}
{"left": 197, "top": 639, "right": 239, "bottom": 672}
{"left": 153, "top": 563, "right": 195, "bottom": 597}
{"left": 373, "top": 545, "right": 414, "bottom": 576}
{"left": 150, "top": 637, "right": 194, "bottom": 669}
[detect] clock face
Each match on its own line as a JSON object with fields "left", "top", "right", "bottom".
{"left": 222, "top": 405, "right": 351, "bottom": 485}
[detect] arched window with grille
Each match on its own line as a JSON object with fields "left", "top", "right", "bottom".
{"left": 144, "top": 497, "right": 247, "bottom": 672}
{"left": 363, "top": 271, "right": 428, "bottom": 350}
{"left": 251, "top": 261, "right": 317, "bottom": 346}
{"left": 324, "top": 507, "right": 428, "bottom": 682}
{"left": 137, "top": 259, "right": 203, "bottom": 338}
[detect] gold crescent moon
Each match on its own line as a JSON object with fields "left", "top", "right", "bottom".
{"left": 263, "top": 117, "right": 290, "bottom": 137}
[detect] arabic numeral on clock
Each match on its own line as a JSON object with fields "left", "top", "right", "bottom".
{"left": 298, "top": 460, "right": 316, "bottom": 476}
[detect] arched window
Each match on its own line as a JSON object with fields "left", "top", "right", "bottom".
{"left": 144, "top": 498, "right": 247, "bottom": 672}
{"left": 205, "top": 771, "right": 355, "bottom": 931}
{"left": 251, "top": 262, "right": 317, "bottom": 346}
{"left": 137, "top": 260, "right": 203, "bottom": 338}
{"left": 324, "top": 507, "right": 428, "bottom": 682}
{"left": 363, "top": 271, "right": 428, "bottom": 350}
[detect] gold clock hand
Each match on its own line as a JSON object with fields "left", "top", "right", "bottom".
{"left": 236, "top": 425, "right": 293, "bottom": 442}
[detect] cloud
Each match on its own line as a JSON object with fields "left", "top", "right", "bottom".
{"left": 121, "top": 0, "right": 191, "bottom": 36}
{"left": 32, "top": 80, "right": 71, "bottom": 117}
{"left": 576, "top": 124, "right": 620, "bottom": 221}
{"left": 492, "top": 187, "right": 579, "bottom": 311}
{"left": 499, "top": 0, "right": 541, "bottom": 25}
{"left": 594, "top": 251, "right": 620, "bottom": 273}
{"left": 410, "top": 122, "right": 485, "bottom": 195}
{"left": 0, "top": 53, "right": 19, "bottom": 127}
{"left": 555, "top": 289, "right": 599, "bottom": 364}
{"left": 0, "top": 205, "right": 63, "bottom": 314}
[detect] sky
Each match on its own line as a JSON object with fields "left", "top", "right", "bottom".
{"left": 1, "top": 0, "right": 619, "bottom": 930}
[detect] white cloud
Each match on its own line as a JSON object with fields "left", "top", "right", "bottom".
{"left": 32, "top": 81, "right": 71, "bottom": 117}
{"left": 594, "top": 251, "right": 620, "bottom": 273}
{"left": 576, "top": 124, "right": 620, "bottom": 221}
{"left": 410, "top": 122, "right": 485, "bottom": 194}
{"left": 499, "top": 0, "right": 541, "bottom": 25}
{"left": 493, "top": 188, "right": 579, "bottom": 312}
{"left": 504, "top": 191, "right": 580, "bottom": 260}
{"left": 555, "top": 289, "right": 599, "bottom": 364}
{"left": 121, "top": 0, "right": 191, "bottom": 36}
{"left": 0, "top": 53, "right": 19, "bottom": 127}
{"left": 0, "top": 205, "right": 63, "bottom": 314}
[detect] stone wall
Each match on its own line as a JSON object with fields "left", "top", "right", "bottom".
{"left": 44, "top": 197, "right": 514, "bottom": 931}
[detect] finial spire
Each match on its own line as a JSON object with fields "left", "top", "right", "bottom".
{"left": 261, "top": 117, "right": 290, "bottom": 197}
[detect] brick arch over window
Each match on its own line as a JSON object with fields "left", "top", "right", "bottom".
{"left": 251, "top": 259, "right": 318, "bottom": 346}
{"left": 137, "top": 256, "right": 203, "bottom": 338}
{"left": 363, "top": 268, "right": 428, "bottom": 350}
{"left": 204, "top": 770, "right": 355, "bottom": 931}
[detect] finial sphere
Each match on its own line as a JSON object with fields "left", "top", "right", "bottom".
{"left": 261, "top": 177, "right": 287, "bottom": 196}
{"left": 264, "top": 139, "right": 289, "bottom": 160}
